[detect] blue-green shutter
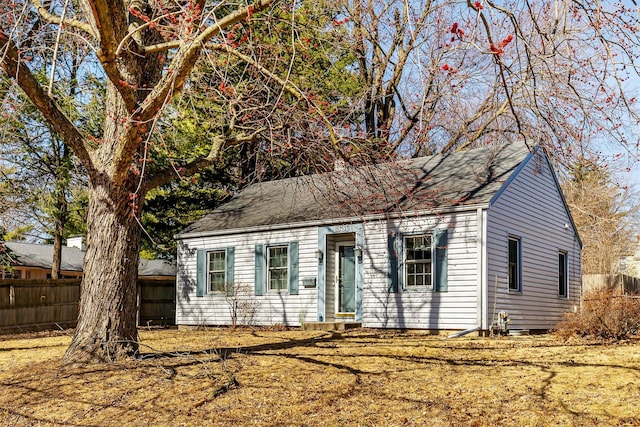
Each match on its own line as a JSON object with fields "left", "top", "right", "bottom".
{"left": 226, "top": 247, "right": 235, "bottom": 296}
{"left": 435, "top": 229, "right": 448, "bottom": 292}
{"left": 288, "top": 241, "right": 299, "bottom": 295}
{"left": 387, "top": 235, "right": 399, "bottom": 293}
{"left": 254, "top": 244, "right": 264, "bottom": 296}
{"left": 196, "top": 249, "right": 205, "bottom": 297}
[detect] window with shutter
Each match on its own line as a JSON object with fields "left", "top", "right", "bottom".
{"left": 196, "top": 247, "right": 235, "bottom": 296}
{"left": 255, "top": 242, "right": 299, "bottom": 295}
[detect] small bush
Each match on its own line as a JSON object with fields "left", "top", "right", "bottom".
{"left": 226, "top": 284, "right": 260, "bottom": 327}
{"left": 557, "top": 287, "right": 640, "bottom": 340}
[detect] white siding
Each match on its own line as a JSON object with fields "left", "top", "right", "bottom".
{"left": 361, "top": 212, "right": 480, "bottom": 329}
{"left": 177, "top": 210, "right": 482, "bottom": 330}
{"left": 486, "top": 151, "right": 581, "bottom": 330}
{"left": 177, "top": 228, "right": 318, "bottom": 327}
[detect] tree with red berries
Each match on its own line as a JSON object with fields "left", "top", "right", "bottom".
{"left": 340, "top": 0, "right": 640, "bottom": 162}
{"left": 1, "top": 0, "right": 639, "bottom": 363}
{"left": 0, "top": 0, "right": 302, "bottom": 362}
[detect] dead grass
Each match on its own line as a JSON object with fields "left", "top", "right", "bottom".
{"left": 0, "top": 328, "right": 639, "bottom": 426}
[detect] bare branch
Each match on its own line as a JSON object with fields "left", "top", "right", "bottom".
{"left": 146, "top": 127, "right": 267, "bottom": 190}
{"left": 135, "top": 0, "right": 276, "bottom": 123}
{"left": 33, "top": 0, "right": 95, "bottom": 37}
{"left": 0, "top": 31, "right": 93, "bottom": 173}
{"left": 209, "top": 43, "right": 339, "bottom": 149}
{"left": 78, "top": 0, "right": 137, "bottom": 112}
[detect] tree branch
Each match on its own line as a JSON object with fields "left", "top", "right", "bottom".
{"left": 135, "top": 0, "right": 276, "bottom": 123}
{"left": 145, "top": 126, "right": 267, "bottom": 190}
{"left": 209, "top": 43, "right": 339, "bottom": 148}
{"left": 79, "top": 0, "right": 136, "bottom": 112}
{"left": 111, "top": 1, "right": 278, "bottom": 183}
{"left": 0, "top": 31, "right": 94, "bottom": 173}
{"left": 33, "top": 0, "right": 96, "bottom": 37}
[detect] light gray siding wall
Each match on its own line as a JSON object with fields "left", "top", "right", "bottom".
{"left": 178, "top": 209, "right": 482, "bottom": 329}
{"left": 486, "top": 151, "right": 581, "bottom": 330}
{"left": 361, "top": 211, "right": 480, "bottom": 329}
{"left": 176, "top": 227, "right": 318, "bottom": 327}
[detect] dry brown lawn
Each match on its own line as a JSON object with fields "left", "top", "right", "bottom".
{"left": 0, "top": 327, "right": 638, "bottom": 426}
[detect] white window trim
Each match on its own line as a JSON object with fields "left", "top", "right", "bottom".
{"left": 207, "top": 249, "right": 227, "bottom": 293}
{"left": 403, "top": 233, "right": 434, "bottom": 290}
{"left": 267, "top": 245, "right": 289, "bottom": 292}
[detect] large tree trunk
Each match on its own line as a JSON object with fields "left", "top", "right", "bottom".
{"left": 64, "top": 173, "right": 143, "bottom": 363}
{"left": 63, "top": 45, "right": 155, "bottom": 363}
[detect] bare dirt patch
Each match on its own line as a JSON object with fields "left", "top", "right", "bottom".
{"left": 0, "top": 328, "right": 638, "bottom": 426}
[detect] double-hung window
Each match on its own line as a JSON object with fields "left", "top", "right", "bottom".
{"left": 388, "top": 230, "right": 447, "bottom": 293}
{"left": 558, "top": 251, "right": 568, "bottom": 298}
{"left": 255, "top": 242, "right": 299, "bottom": 296}
{"left": 208, "top": 250, "right": 226, "bottom": 293}
{"left": 404, "top": 234, "right": 433, "bottom": 289}
{"left": 508, "top": 237, "right": 521, "bottom": 292}
{"left": 268, "top": 245, "right": 288, "bottom": 291}
{"left": 196, "top": 247, "right": 234, "bottom": 297}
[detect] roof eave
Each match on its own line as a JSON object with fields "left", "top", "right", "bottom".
{"left": 175, "top": 202, "right": 490, "bottom": 240}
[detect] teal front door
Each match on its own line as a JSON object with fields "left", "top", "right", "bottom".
{"left": 337, "top": 243, "right": 356, "bottom": 313}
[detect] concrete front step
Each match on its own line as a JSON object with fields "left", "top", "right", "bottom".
{"left": 303, "top": 322, "right": 362, "bottom": 331}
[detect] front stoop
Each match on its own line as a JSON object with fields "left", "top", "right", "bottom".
{"left": 303, "top": 322, "right": 362, "bottom": 331}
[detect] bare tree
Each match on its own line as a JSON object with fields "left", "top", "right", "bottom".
{"left": 340, "top": 0, "right": 640, "bottom": 162}
{"left": 562, "top": 158, "right": 638, "bottom": 274}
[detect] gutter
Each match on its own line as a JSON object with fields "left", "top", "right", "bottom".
{"left": 175, "top": 202, "right": 490, "bottom": 240}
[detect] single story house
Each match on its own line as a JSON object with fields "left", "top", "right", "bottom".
{"left": 175, "top": 143, "right": 582, "bottom": 333}
{"left": 2, "top": 237, "right": 176, "bottom": 280}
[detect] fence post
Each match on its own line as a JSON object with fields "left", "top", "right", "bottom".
{"left": 9, "top": 284, "right": 15, "bottom": 306}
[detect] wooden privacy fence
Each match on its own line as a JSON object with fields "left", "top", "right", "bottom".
{"left": 0, "top": 279, "right": 175, "bottom": 334}
{"left": 137, "top": 279, "right": 176, "bottom": 327}
{"left": 582, "top": 274, "right": 640, "bottom": 294}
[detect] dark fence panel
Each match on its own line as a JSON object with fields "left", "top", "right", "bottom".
{"left": 137, "top": 279, "right": 176, "bottom": 327}
{"left": 0, "top": 278, "right": 175, "bottom": 333}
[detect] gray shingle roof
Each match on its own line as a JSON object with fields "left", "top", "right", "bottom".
{"left": 6, "top": 241, "right": 84, "bottom": 272}
{"left": 138, "top": 258, "right": 177, "bottom": 277}
{"left": 5, "top": 241, "right": 176, "bottom": 277}
{"left": 179, "top": 143, "right": 532, "bottom": 236}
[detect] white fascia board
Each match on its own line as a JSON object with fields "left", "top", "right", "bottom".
{"left": 175, "top": 203, "right": 490, "bottom": 240}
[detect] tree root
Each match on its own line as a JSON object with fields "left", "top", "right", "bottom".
{"left": 212, "top": 374, "right": 239, "bottom": 398}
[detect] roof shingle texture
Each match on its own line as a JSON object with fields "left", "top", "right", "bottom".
{"left": 5, "top": 241, "right": 175, "bottom": 276}
{"left": 181, "top": 143, "right": 531, "bottom": 235}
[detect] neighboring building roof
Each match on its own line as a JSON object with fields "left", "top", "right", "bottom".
{"left": 179, "top": 143, "right": 533, "bottom": 236}
{"left": 4, "top": 241, "right": 176, "bottom": 277}
{"left": 6, "top": 241, "right": 84, "bottom": 272}
{"left": 138, "top": 258, "right": 177, "bottom": 277}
